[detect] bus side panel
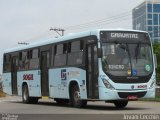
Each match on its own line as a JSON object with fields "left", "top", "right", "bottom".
{"left": 98, "top": 77, "right": 118, "bottom": 100}
{"left": 2, "top": 73, "right": 12, "bottom": 95}
{"left": 66, "top": 68, "right": 87, "bottom": 99}
{"left": 49, "top": 68, "right": 67, "bottom": 98}
{"left": 49, "top": 67, "right": 87, "bottom": 99}
{"left": 143, "top": 73, "right": 156, "bottom": 98}
{"left": 17, "top": 70, "right": 41, "bottom": 97}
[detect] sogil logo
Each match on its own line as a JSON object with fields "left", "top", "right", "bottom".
{"left": 23, "top": 74, "right": 33, "bottom": 80}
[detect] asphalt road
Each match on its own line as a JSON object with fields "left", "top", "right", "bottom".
{"left": 0, "top": 96, "right": 160, "bottom": 120}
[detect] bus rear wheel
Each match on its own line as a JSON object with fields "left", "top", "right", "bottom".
{"left": 22, "top": 85, "right": 30, "bottom": 103}
{"left": 22, "top": 85, "right": 38, "bottom": 104}
{"left": 113, "top": 100, "right": 128, "bottom": 108}
{"left": 70, "top": 85, "right": 87, "bottom": 108}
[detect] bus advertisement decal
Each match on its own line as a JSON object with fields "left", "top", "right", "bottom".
{"left": 61, "top": 69, "right": 67, "bottom": 80}
{"left": 68, "top": 71, "right": 80, "bottom": 78}
{"left": 132, "top": 69, "right": 137, "bottom": 76}
{"left": 145, "top": 64, "right": 151, "bottom": 72}
{"left": 23, "top": 74, "right": 33, "bottom": 81}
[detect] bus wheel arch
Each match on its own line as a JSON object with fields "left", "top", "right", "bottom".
{"left": 69, "top": 81, "right": 87, "bottom": 108}
{"left": 22, "top": 82, "right": 38, "bottom": 104}
{"left": 22, "top": 82, "right": 30, "bottom": 103}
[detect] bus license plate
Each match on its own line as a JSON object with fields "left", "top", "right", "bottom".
{"left": 127, "top": 96, "right": 138, "bottom": 100}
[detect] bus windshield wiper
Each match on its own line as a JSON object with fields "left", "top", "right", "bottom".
{"left": 135, "top": 42, "right": 141, "bottom": 63}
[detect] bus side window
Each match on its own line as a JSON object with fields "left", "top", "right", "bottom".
{"left": 29, "top": 49, "right": 39, "bottom": 69}
{"left": 32, "top": 49, "right": 39, "bottom": 59}
{"left": 63, "top": 43, "right": 67, "bottom": 54}
{"left": 18, "top": 51, "right": 29, "bottom": 70}
{"left": 56, "top": 44, "right": 63, "bottom": 55}
{"left": 3, "top": 54, "right": 11, "bottom": 72}
{"left": 80, "top": 40, "right": 84, "bottom": 51}
{"left": 68, "top": 42, "right": 71, "bottom": 53}
{"left": 54, "top": 45, "right": 57, "bottom": 55}
{"left": 29, "top": 50, "right": 33, "bottom": 59}
{"left": 71, "top": 41, "right": 80, "bottom": 52}
{"left": 19, "top": 52, "right": 23, "bottom": 70}
{"left": 54, "top": 44, "right": 67, "bottom": 67}
{"left": 19, "top": 52, "right": 22, "bottom": 61}
{"left": 67, "top": 40, "right": 83, "bottom": 66}
{"left": 51, "top": 45, "right": 55, "bottom": 67}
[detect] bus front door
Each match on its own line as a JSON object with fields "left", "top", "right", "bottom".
{"left": 87, "top": 44, "right": 99, "bottom": 99}
{"left": 41, "top": 51, "right": 49, "bottom": 96}
{"left": 11, "top": 56, "right": 18, "bottom": 95}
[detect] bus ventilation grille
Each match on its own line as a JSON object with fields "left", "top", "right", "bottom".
{"left": 118, "top": 91, "right": 147, "bottom": 98}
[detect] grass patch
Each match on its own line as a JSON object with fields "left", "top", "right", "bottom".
{"left": 0, "top": 90, "right": 5, "bottom": 97}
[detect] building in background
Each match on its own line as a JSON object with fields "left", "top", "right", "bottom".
{"left": 132, "top": 0, "right": 160, "bottom": 43}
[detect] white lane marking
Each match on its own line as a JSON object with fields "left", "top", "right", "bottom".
{"left": 0, "top": 100, "right": 20, "bottom": 103}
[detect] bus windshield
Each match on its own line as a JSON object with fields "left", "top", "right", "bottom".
{"left": 101, "top": 32, "right": 153, "bottom": 77}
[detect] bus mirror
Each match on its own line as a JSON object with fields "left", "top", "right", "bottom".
{"left": 98, "top": 48, "right": 103, "bottom": 58}
{"left": 154, "top": 54, "right": 157, "bottom": 69}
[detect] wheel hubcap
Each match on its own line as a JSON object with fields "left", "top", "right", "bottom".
{"left": 74, "top": 91, "right": 80, "bottom": 103}
{"left": 23, "top": 88, "right": 27, "bottom": 100}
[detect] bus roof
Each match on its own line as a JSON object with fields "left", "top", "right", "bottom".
{"left": 4, "top": 29, "right": 148, "bottom": 54}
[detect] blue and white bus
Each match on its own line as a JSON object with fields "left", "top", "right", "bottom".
{"left": 2, "top": 29, "right": 156, "bottom": 108}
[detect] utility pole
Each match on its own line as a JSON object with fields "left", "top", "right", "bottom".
{"left": 50, "top": 27, "right": 65, "bottom": 36}
{"left": 18, "top": 42, "right": 29, "bottom": 45}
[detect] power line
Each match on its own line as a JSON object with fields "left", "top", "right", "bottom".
{"left": 66, "top": 15, "right": 132, "bottom": 31}
{"left": 23, "top": 11, "right": 133, "bottom": 43}
{"left": 64, "top": 11, "right": 132, "bottom": 30}
{"left": 64, "top": 11, "right": 131, "bottom": 29}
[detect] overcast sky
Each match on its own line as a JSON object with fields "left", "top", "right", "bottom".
{"left": 0, "top": 0, "right": 145, "bottom": 73}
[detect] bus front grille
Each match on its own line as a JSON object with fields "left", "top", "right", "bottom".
{"left": 118, "top": 91, "right": 147, "bottom": 98}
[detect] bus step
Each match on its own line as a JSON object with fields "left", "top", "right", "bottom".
{"left": 42, "top": 96, "right": 49, "bottom": 99}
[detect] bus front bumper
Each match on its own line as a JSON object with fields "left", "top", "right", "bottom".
{"left": 98, "top": 87, "right": 155, "bottom": 101}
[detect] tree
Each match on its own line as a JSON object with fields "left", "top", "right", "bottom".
{"left": 153, "top": 43, "right": 160, "bottom": 84}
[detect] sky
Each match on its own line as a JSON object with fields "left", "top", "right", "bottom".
{"left": 0, "top": 0, "right": 145, "bottom": 73}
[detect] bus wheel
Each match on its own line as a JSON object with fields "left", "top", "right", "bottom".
{"left": 113, "top": 100, "right": 128, "bottom": 108}
{"left": 22, "top": 85, "right": 39, "bottom": 104}
{"left": 71, "top": 85, "right": 87, "bottom": 108}
{"left": 31, "top": 97, "right": 39, "bottom": 104}
{"left": 22, "top": 85, "right": 30, "bottom": 104}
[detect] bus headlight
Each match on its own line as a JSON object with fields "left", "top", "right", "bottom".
{"left": 149, "top": 81, "right": 155, "bottom": 89}
{"left": 102, "top": 79, "right": 115, "bottom": 90}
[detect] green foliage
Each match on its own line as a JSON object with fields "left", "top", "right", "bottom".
{"left": 153, "top": 43, "right": 160, "bottom": 84}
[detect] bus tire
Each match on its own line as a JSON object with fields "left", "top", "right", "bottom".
{"left": 22, "top": 85, "right": 39, "bottom": 104}
{"left": 31, "top": 97, "right": 39, "bottom": 104}
{"left": 70, "top": 85, "right": 87, "bottom": 108}
{"left": 113, "top": 100, "right": 128, "bottom": 108}
{"left": 22, "top": 85, "right": 31, "bottom": 104}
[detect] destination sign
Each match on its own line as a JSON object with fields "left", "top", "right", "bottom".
{"left": 110, "top": 33, "right": 139, "bottom": 39}
{"left": 100, "top": 31, "right": 149, "bottom": 43}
